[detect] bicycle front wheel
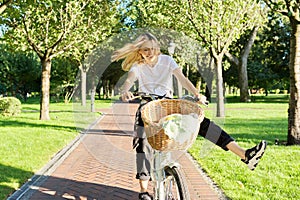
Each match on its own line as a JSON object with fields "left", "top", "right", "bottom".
{"left": 164, "top": 166, "right": 190, "bottom": 200}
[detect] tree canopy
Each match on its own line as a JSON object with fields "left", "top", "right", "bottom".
{"left": 1, "top": 0, "right": 119, "bottom": 119}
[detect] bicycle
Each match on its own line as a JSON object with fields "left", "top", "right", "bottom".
{"left": 128, "top": 92, "right": 206, "bottom": 200}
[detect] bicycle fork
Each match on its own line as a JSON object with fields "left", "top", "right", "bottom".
{"left": 152, "top": 151, "right": 165, "bottom": 200}
{"left": 152, "top": 151, "right": 178, "bottom": 200}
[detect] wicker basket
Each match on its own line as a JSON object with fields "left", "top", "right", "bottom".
{"left": 141, "top": 99, "right": 205, "bottom": 151}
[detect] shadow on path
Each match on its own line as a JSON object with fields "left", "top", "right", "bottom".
{"left": 26, "top": 175, "right": 139, "bottom": 200}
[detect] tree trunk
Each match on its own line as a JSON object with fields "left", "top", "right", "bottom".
{"left": 80, "top": 67, "right": 87, "bottom": 106}
{"left": 91, "top": 78, "right": 96, "bottom": 112}
{"left": 240, "top": 26, "right": 259, "bottom": 102}
{"left": 214, "top": 56, "right": 225, "bottom": 117}
{"left": 196, "top": 53, "right": 213, "bottom": 101}
{"left": 0, "top": 0, "right": 12, "bottom": 15}
{"left": 206, "top": 58, "right": 214, "bottom": 102}
{"left": 39, "top": 57, "right": 51, "bottom": 120}
{"left": 226, "top": 26, "right": 259, "bottom": 102}
{"left": 287, "top": 21, "right": 300, "bottom": 145}
{"left": 102, "top": 79, "right": 108, "bottom": 99}
{"left": 238, "top": 59, "right": 249, "bottom": 102}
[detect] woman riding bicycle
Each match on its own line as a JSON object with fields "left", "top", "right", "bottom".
{"left": 111, "top": 33, "right": 266, "bottom": 200}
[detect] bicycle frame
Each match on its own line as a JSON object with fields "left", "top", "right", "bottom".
{"left": 151, "top": 150, "right": 181, "bottom": 200}
{"left": 129, "top": 93, "right": 205, "bottom": 199}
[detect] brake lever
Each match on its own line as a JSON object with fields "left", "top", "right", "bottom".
{"left": 200, "top": 100, "right": 209, "bottom": 107}
{"left": 181, "top": 95, "right": 209, "bottom": 107}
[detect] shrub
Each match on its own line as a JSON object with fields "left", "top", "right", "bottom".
{"left": 0, "top": 97, "right": 22, "bottom": 116}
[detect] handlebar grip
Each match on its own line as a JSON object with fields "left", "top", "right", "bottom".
{"left": 181, "top": 95, "right": 209, "bottom": 107}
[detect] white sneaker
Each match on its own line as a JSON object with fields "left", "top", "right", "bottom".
{"left": 139, "top": 192, "right": 153, "bottom": 200}
{"left": 242, "top": 140, "right": 267, "bottom": 170}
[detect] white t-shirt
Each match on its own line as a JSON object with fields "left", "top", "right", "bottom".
{"left": 129, "top": 55, "right": 179, "bottom": 97}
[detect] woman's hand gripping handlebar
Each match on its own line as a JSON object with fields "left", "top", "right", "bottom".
{"left": 121, "top": 91, "right": 209, "bottom": 106}
{"left": 120, "top": 91, "right": 135, "bottom": 102}
{"left": 120, "top": 91, "right": 166, "bottom": 103}
{"left": 181, "top": 95, "right": 209, "bottom": 107}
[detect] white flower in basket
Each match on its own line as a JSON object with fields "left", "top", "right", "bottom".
{"left": 159, "top": 113, "right": 200, "bottom": 145}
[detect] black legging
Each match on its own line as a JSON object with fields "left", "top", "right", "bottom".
{"left": 198, "top": 117, "right": 234, "bottom": 151}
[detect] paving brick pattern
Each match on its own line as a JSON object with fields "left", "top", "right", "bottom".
{"left": 21, "top": 103, "right": 222, "bottom": 200}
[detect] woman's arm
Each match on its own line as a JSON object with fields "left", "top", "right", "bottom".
{"left": 173, "top": 68, "right": 198, "bottom": 95}
{"left": 173, "top": 68, "right": 207, "bottom": 103}
{"left": 120, "top": 71, "right": 136, "bottom": 102}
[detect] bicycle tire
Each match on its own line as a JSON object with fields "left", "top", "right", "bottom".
{"left": 164, "top": 166, "right": 190, "bottom": 200}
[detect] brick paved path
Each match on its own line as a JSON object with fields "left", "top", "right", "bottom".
{"left": 12, "top": 103, "right": 223, "bottom": 200}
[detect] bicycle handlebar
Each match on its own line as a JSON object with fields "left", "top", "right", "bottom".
{"left": 123, "top": 92, "right": 208, "bottom": 107}
{"left": 181, "top": 95, "right": 209, "bottom": 107}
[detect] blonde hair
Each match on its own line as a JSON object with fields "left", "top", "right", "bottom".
{"left": 111, "top": 33, "right": 161, "bottom": 71}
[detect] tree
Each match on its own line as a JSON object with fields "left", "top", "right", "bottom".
{"left": 127, "top": 0, "right": 264, "bottom": 117}
{"left": 225, "top": 26, "right": 260, "bottom": 102}
{"left": 264, "top": 0, "right": 300, "bottom": 144}
{"left": 1, "top": 0, "right": 118, "bottom": 120}
{"left": 0, "top": 44, "right": 40, "bottom": 99}
{"left": 51, "top": 57, "right": 79, "bottom": 103}
{"left": 99, "top": 61, "right": 126, "bottom": 99}
{"left": 225, "top": 12, "right": 290, "bottom": 95}
{"left": 183, "top": 1, "right": 265, "bottom": 116}
{"left": 0, "top": 0, "right": 12, "bottom": 15}
{"left": 251, "top": 13, "right": 290, "bottom": 94}
{"left": 71, "top": 2, "right": 120, "bottom": 107}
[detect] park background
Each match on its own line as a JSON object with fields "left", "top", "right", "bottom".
{"left": 0, "top": 1, "right": 299, "bottom": 200}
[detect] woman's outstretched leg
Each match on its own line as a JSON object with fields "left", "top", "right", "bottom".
{"left": 199, "top": 117, "right": 267, "bottom": 170}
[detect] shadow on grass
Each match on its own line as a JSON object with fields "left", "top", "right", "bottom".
{"left": 0, "top": 163, "right": 33, "bottom": 200}
{"left": 225, "top": 95, "right": 289, "bottom": 104}
{"left": 21, "top": 107, "right": 40, "bottom": 112}
{"left": 21, "top": 108, "right": 89, "bottom": 113}
{"left": 223, "top": 118, "right": 287, "bottom": 145}
{"left": 0, "top": 119, "right": 76, "bottom": 132}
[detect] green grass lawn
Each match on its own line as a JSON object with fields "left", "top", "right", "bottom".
{"left": 1, "top": 95, "right": 299, "bottom": 200}
{"left": 189, "top": 95, "right": 300, "bottom": 200}
{"left": 0, "top": 98, "right": 112, "bottom": 200}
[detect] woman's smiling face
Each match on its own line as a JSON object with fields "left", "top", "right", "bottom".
{"left": 139, "top": 40, "right": 160, "bottom": 64}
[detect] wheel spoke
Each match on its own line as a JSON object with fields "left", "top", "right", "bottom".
{"left": 163, "top": 167, "right": 189, "bottom": 200}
